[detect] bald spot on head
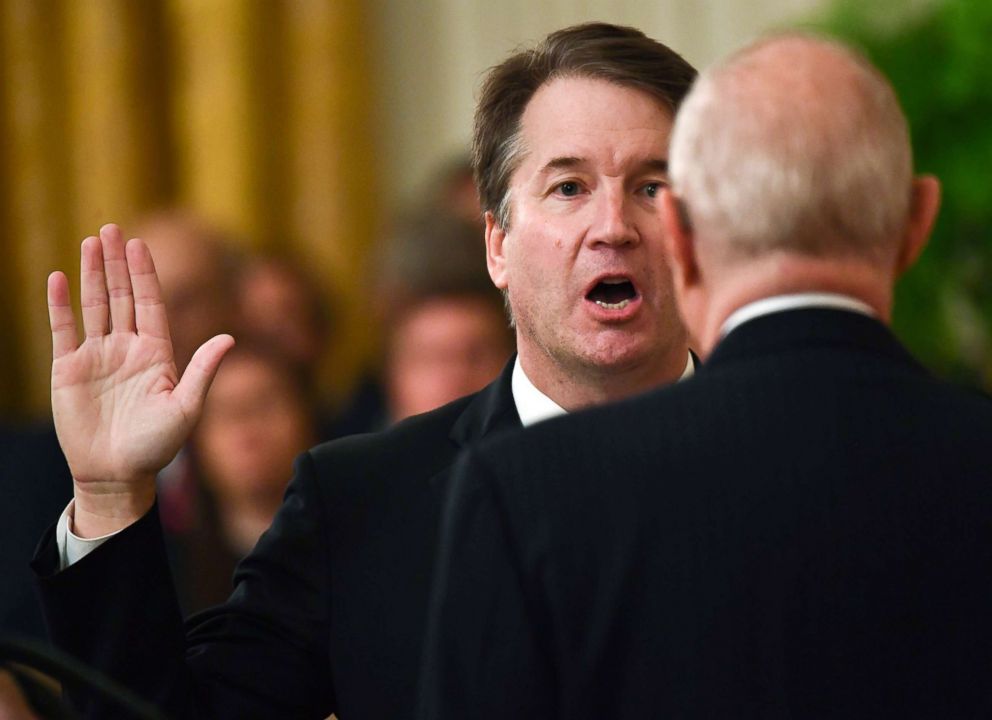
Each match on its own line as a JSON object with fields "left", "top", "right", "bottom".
{"left": 670, "top": 33, "right": 913, "bottom": 268}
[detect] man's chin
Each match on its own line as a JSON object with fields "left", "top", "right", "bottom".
{"left": 577, "top": 331, "right": 662, "bottom": 375}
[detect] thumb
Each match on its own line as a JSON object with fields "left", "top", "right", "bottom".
{"left": 174, "top": 334, "right": 236, "bottom": 420}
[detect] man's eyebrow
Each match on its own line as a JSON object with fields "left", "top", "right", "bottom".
{"left": 639, "top": 158, "right": 669, "bottom": 174}
{"left": 537, "top": 157, "right": 670, "bottom": 174}
{"left": 539, "top": 156, "right": 586, "bottom": 174}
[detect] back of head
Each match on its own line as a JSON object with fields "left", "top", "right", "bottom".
{"left": 473, "top": 22, "right": 696, "bottom": 230}
{"left": 670, "top": 34, "right": 913, "bottom": 268}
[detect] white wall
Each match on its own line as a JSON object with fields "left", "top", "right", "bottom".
{"left": 369, "top": 0, "right": 834, "bottom": 210}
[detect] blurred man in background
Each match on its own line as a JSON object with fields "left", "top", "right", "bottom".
{"left": 136, "top": 212, "right": 237, "bottom": 375}
{"left": 235, "top": 254, "right": 332, "bottom": 385}
{"left": 234, "top": 252, "right": 343, "bottom": 441}
{"left": 329, "top": 211, "right": 514, "bottom": 435}
{"left": 421, "top": 33, "right": 992, "bottom": 720}
{"left": 135, "top": 211, "right": 240, "bottom": 542}
{"left": 384, "top": 281, "right": 512, "bottom": 421}
{"left": 379, "top": 212, "right": 514, "bottom": 422}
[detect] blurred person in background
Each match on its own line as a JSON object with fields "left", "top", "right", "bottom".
{"left": 135, "top": 212, "right": 241, "bottom": 535}
{"left": 185, "top": 345, "right": 316, "bottom": 611}
{"left": 234, "top": 253, "right": 340, "bottom": 439}
{"left": 136, "top": 212, "right": 238, "bottom": 375}
{"left": 430, "top": 155, "right": 482, "bottom": 225}
{"left": 380, "top": 211, "right": 513, "bottom": 423}
{"left": 235, "top": 253, "right": 332, "bottom": 385}
{"left": 332, "top": 210, "right": 513, "bottom": 434}
{"left": 384, "top": 279, "right": 513, "bottom": 423}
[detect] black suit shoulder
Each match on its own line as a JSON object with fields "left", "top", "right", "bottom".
{"left": 309, "top": 392, "right": 474, "bottom": 493}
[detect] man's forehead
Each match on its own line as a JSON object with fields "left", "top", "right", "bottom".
{"left": 515, "top": 77, "right": 672, "bottom": 178}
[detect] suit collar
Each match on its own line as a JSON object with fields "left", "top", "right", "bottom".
{"left": 448, "top": 349, "right": 701, "bottom": 449}
{"left": 448, "top": 358, "right": 521, "bottom": 448}
{"left": 720, "top": 293, "right": 876, "bottom": 339}
{"left": 705, "top": 307, "right": 926, "bottom": 374}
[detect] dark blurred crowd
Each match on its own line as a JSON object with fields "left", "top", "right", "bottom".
{"left": 1, "top": 156, "right": 514, "bottom": 633}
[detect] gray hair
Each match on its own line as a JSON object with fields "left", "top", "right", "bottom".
{"left": 669, "top": 34, "right": 913, "bottom": 266}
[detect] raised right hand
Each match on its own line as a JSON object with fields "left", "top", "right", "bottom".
{"left": 48, "top": 224, "right": 233, "bottom": 537}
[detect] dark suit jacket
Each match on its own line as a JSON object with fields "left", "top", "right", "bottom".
{"left": 421, "top": 309, "right": 992, "bottom": 720}
{"left": 1, "top": 424, "right": 72, "bottom": 640}
{"left": 32, "top": 360, "right": 521, "bottom": 720}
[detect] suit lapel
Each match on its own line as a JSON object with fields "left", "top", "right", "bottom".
{"left": 425, "top": 359, "right": 519, "bottom": 493}
{"left": 448, "top": 358, "right": 521, "bottom": 449}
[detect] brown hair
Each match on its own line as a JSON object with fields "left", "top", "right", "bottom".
{"left": 472, "top": 22, "right": 697, "bottom": 230}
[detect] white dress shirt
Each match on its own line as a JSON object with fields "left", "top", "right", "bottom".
{"left": 512, "top": 351, "right": 695, "bottom": 427}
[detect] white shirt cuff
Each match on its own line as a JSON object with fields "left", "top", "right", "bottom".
{"left": 56, "top": 499, "right": 124, "bottom": 569}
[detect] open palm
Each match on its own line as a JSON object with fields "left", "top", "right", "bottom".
{"left": 49, "top": 224, "right": 232, "bottom": 534}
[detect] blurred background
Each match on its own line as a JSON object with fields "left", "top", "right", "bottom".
{"left": 2, "top": 0, "right": 990, "bottom": 637}
{"left": 4, "top": 0, "right": 987, "bottom": 427}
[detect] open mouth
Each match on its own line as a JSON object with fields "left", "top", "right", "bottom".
{"left": 585, "top": 278, "right": 639, "bottom": 310}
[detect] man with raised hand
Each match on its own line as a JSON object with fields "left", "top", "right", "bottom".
{"left": 420, "top": 34, "right": 992, "bottom": 719}
{"left": 33, "top": 23, "right": 697, "bottom": 720}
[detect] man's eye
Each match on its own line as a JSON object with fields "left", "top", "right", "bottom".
{"left": 556, "top": 181, "right": 581, "bottom": 197}
{"left": 641, "top": 182, "right": 664, "bottom": 198}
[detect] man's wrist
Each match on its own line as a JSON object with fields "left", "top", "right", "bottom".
{"left": 71, "top": 480, "right": 156, "bottom": 538}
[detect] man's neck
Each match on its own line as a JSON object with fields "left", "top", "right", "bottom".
{"left": 695, "top": 255, "right": 894, "bottom": 356}
{"left": 516, "top": 343, "right": 691, "bottom": 413}
{"left": 720, "top": 292, "right": 877, "bottom": 338}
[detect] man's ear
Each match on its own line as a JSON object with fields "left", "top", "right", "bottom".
{"left": 484, "top": 212, "right": 509, "bottom": 289}
{"left": 896, "top": 175, "right": 941, "bottom": 276}
{"left": 660, "top": 188, "right": 699, "bottom": 291}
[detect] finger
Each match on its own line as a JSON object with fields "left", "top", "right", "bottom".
{"left": 80, "top": 235, "right": 109, "bottom": 337}
{"left": 100, "top": 224, "right": 135, "bottom": 334}
{"left": 174, "top": 334, "right": 235, "bottom": 421}
{"left": 48, "top": 271, "right": 80, "bottom": 359}
{"left": 126, "top": 238, "right": 171, "bottom": 342}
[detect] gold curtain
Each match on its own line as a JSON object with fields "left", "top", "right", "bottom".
{"left": 0, "top": 0, "right": 378, "bottom": 422}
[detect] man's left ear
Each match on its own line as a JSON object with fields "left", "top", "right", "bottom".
{"left": 660, "top": 188, "right": 699, "bottom": 291}
{"left": 484, "top": 212, "right": 509, "bottom": 290}
{"left": 896, "top": 175, "right": 941, "bottom": 276}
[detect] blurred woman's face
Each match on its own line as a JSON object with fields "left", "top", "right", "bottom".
{"left": 195, "top": 355, "right": 313, "bottom": 504}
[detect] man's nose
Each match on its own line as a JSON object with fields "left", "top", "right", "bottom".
{"left": 586, "top": 186, "right": 638, "bottom": 247}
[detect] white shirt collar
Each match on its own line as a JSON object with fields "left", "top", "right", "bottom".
{"left": 511, "top": 352, "right": 695, "bottom": 428}
{"left": 511, "top": 358, "right": 566, "bottom": 428}
{"left": 720, "top": 292, "right": 876, "bottom": 339}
